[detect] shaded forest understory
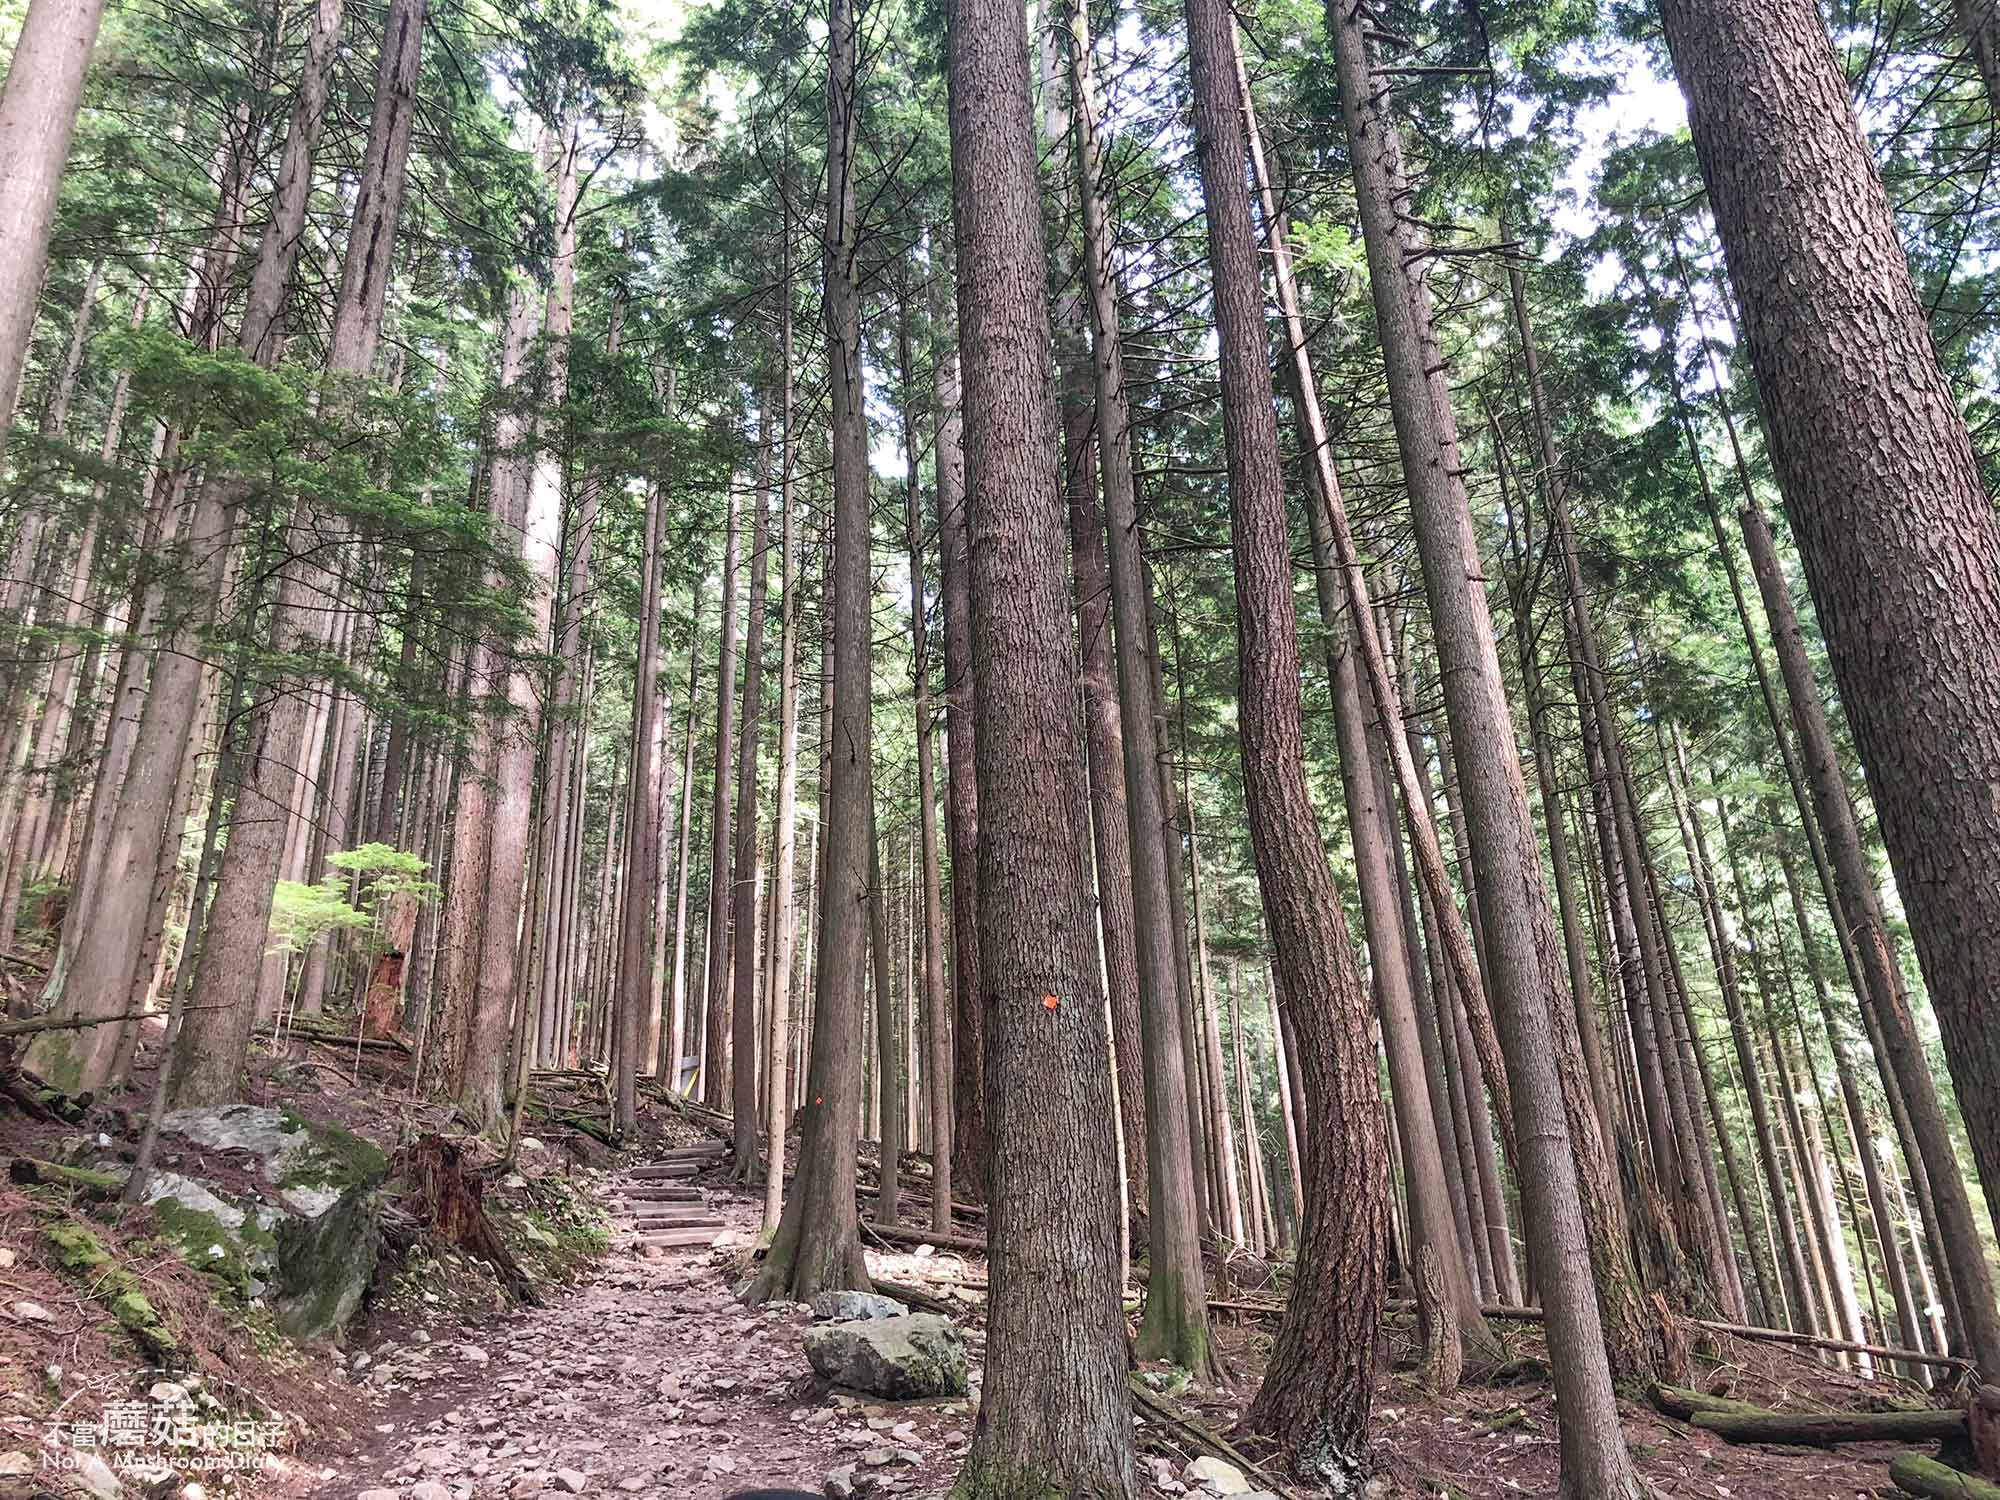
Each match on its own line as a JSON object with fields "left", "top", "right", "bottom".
{"left": 2, "top": 0, "right": 2000, "bottom": 1493}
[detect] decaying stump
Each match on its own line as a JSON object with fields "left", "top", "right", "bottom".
{"left": 1972, "top": 1384, "right": 2000, "bottom": 1480}
{"left": 394, "top": 1134, "right": 539, "bottom": 1305}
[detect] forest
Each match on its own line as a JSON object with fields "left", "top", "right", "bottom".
{"left": 1, "top": 0, "right": 1999, "bottom": 1495}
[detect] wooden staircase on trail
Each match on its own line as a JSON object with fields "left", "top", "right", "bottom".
{"left": 611, "top": 1139, "right": 732, "bottom": 1250}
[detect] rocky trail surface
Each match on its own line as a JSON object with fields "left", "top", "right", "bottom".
{"left": 306, "top": 1150, "right": 978, "bottom": 1500}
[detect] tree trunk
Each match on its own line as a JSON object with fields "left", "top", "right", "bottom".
{"left": 1325, "top": 0, "right": 1652, "bottom": 1484}
{"left": 1183, "top": 0, "right": 1387, "bottom": 1478}
{"left": 896, "top": 285, "right": 952, "bottom": 1234}
{"left": 1057, "top": 0, "right": 1208, "bottom": 1365}
{"left": 943, "top": 0, "right": 1134, "bottom": 1484}
{"left": 0, "top": 0, "right": 112, "bottom": 473}
{"left": 747, "top": 0, "right": 871, "bottom": 1303}
{"left": 763, "top": 290, "right": 803, "bottom": 1229}
{"left": 615, "top": 444, "right": 667, "bottom": 1135}
{"left": 931, "top": 286, "right": 987, "bottom": 1206}
{"left": 731, "top": 413, "right": 772, "bottom": 1169}
{"left": 1658, "top": 0, "right": 2000, "bottom": 1378}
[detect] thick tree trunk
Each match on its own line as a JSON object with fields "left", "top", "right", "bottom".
{"left": 1658, "top": 0, "right": 2000, "bottom": 1378}
{"left": 943, "top": 0, "right": 1134, "bottom": 1484}
{"left": 0, "top": 0, "right": 111, "bottom": 473}
{"left": 1182, "top": 0, "right": 1387, "bottom": 1480}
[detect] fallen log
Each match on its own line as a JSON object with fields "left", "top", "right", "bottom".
{"left": 863, "top": 1223, "right": 985, "bottom": 1255}
{"left": 1888, "top": 1454, "right": 2000, "bottom": 1500}
{"left": 1649, "top": 1383, "right": 1773, "bottom": 1422}
{"left": 1693, "top": 1317, "right": 1971, "bottom": 1372}
{"left": 1690, "top": 1406, "right": 1966, "bottom": 1447}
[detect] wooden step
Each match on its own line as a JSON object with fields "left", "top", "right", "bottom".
{"left": 628, "top": 1211, "right": 722, "bottom": 1229}
{"left": 617, "top": 1185, "right": 703, "bottom": 1203}
{"left": 629, "top": 1162, "right": 698, "bottom": 1180}
{"left": 635, "top": 1227, "right": 723, "bottom": 1249}
{"left": 658, "top": 1141, "right": 729, "bottom": 1162}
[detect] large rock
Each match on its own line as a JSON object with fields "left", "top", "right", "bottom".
{"left": 803, "top": 1313, "right": 967, "bottom": 1399}
{"left": 808, "top": 1291, "right": 907, "bottom": 1322}
{"left": 147, "top": 1105, "right": 388, "bottom": 1341}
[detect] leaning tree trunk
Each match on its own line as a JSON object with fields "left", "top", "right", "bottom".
{"left": 1658, "top": 0, "right": 2000, "bottom": 1379}
{"left": 0, "top": 0, "right": 112, "bottom": 474}
{"left": 1326, "top": 0, "right": 1652, "bottom": 1487}
{"left": 1184, "top": 0, "right": 1387, "bottom": 1481}
{"left": 943, "top": 0, "right": 1135, "bottom": 1487}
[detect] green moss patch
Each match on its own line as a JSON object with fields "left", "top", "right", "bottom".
{"left": 42, "top": 1223, "right": 180, "bottom": 1366}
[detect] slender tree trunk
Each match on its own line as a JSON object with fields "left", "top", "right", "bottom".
{"left": 749, "top": 0, "right": 872, "bottom": 1302}
{"left": 731, "top": 413, "right": 773, "bottom": 1170}
{"left": 895, "top": 288, "right": 953, "bottom": 1234}
{"left": 931, "top": 291, "right": 987, "bottom": 1205}
{"left": 1325, "top": 0, "right": 1653, "bottom": 1479}
{"left": 763, "top": 309, "right": 802, "bottom": 1228}
{"left": 1183, "top": 0, "right": 1387, "bottom": 1477}
{"left": 943, "top": 0, "right": 1134, "bottom": 1483}
{"left": 701, "top": 465, "right": 742, "bottom": 1109}
{"left": 1658, "top": 0, "right": 2000, "bottom": 1377}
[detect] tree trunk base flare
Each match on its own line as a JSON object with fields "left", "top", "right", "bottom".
{"left": 394, "top": 1134, "right": 539, "bottom": 1305}
{"left": 1690, "top": 1407, "right": 1967, "bottom": 1446}
{"left": 1889, "top": 1454, "right": 2000, "bottom": 1500}
{"left": 1416, "top": 1244, "right": 1463, "bottom": 1397}
{"left": 1133, "top": 1262, "right": 1214, "bottom": 1378}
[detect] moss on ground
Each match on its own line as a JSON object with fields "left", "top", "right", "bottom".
{"left": 43, "top": 1222, "right": 181, "bottom": 1365}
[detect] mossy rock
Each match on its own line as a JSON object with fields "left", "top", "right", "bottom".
{"left": 148, "top": 1105, "right": 390, "bottom": 1342}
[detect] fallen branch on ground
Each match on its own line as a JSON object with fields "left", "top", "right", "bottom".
{"left": 1128, "top": 1375, "right": 1275, "bottom": 1484}
{"left": 1692, "top": 1317, "right": 1973, "bottom": 1372}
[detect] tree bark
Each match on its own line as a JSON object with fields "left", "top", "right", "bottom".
{"left": 931, "top": 288, "right": 987, "bottom": 1205}
{"left": 1658, "top": 0, "right": 2000, "bottom": 1379}
{"left": 943, "top": 0, "right": 1134, "bottom": 1483}
{"left": 1183, "top": 0, "right": 1387, "bottom": 1480}
{"left": 0, "top": 0, "right": 111, "bottom": 474}
{"left": 748, "top": 0, "right": 871, "bottom": 1304}
{"left": 731, "top": 409, "right": 772, "bottom": 1170}
{"left": 896, "top": 285, "right": 952, "bottom": 1235}
{"left": 1325, "top": 0, "right": 1653, "bottom": 1483}
{"left": 1057, "top": 0, "right": 1209, "bottom": 1365}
